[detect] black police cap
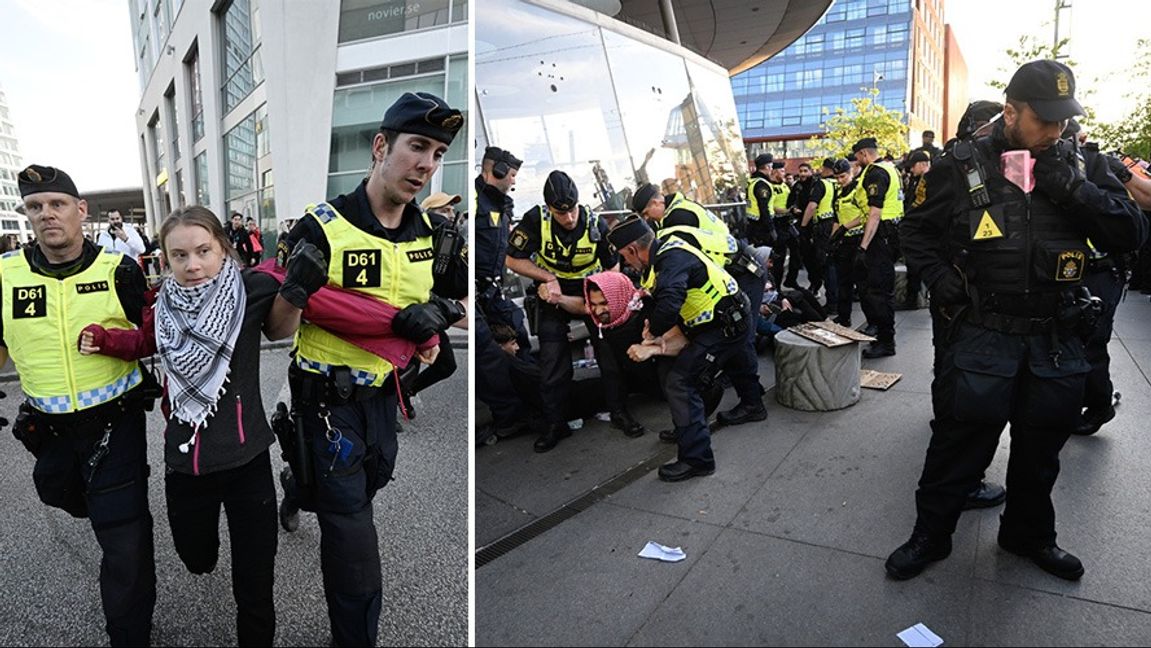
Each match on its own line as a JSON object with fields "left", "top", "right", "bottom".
{"left": 543, "top": 170, "right": 579, "bottom": 211}
{"left": 831, "top": 159, "right": 852, "bottom": 175}
{"left": 606, "top": 215, "right": 652, "bottom": 250}
{"left": 771, "top": 161, "right": 785, "bottom": 170}
{"left": 822, "top": 157, "right": 836, "bottom": 170}
{"left": 631, "top": 183, "right": 661, "bottom": 213}
{"left": 955, "top": 100, "right": 1003, "bottom": 139}
{"left": 907, "top": 150, "right": 931, "bottom": 165}
{"left": 754, "top": 153, "right": 774, "bottom": 169}
{"left": 1005, "top": 60, "right": 1084, "bottom": 122}
{"left": 380, "top": 92, "right": 463, "bottom": 145}
{"left": 484, "top": 146, "right": 523, "bottom": 170}
{"left": 18, "top": 164, "right": 80, "bottom": 199}
{"left": 851, "top": 138, "right": 878, "bottom": 154}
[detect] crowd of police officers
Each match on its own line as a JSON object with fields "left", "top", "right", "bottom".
{"left": 477, "top": 59, "right": 1150, "bottom": 582}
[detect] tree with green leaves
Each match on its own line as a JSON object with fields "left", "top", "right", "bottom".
{"left": 809, "top": 87, "right": 909, "bottom": 160}
{"left": 1089, "top": 38, "right": 1151, "bottom": 160}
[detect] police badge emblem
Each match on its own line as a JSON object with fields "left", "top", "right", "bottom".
{"left": 1056, "top": 250, "right": 1086, "bottom": 281}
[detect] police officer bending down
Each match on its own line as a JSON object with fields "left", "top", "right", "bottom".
{"left": 278, "top": 92, "right": 467, "bottom": 646}
{"left": 609, "top": 216, "right": 756, "bottom": 482}
{"left": 6, "top": 165, "right": 156, "bottom": 646}
{"left": 506, "top": 170, "right": 632, "bottom": 451}
{"left": 888, "top": 60, "right": 1146, "bottom": 582}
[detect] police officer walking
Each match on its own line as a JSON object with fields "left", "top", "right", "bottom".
{"left": 852, "top": 137, "right": 903, "bottom": 357}
{"left": 609, "top": 217, "right": 754, "bottom": 481}
{"left": 7, "top": 165, "right": 156, "bottom": 646}
{"left": 633, "top": 183, "right": 767, "bottom": 425}
{"left": 505, "top": 170, "right": 631, "bottom": 451}
{"left": 278, "top": 92, "right": 467, "bottom": 645}
{"left": 475, "top": 146, "right": 528, "bottom": 351}
{"left": 887, "top": 60, "right": 1146, "bottom": 581}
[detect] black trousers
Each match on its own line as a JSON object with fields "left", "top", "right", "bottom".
{"left": 799, "top": 219, "right": 835, "bottom": 297}
{"left": 31, "top": 406, "right": 156, "bottom": 647}
{"left": 165, "top": 450, "right": 277, "bottom": 647}
{"left": 862, "top": 224, "right": 897, "bottom": 343}
{"left": 731, "top": 270, "right": 766, "bottom": 404}
{"left": 914, "top": 323, "right": 1089, "bottom": 548}
{"left": 288, "top": 388, "right": 399, "bottom": 647}
{"left": 658, "top": 327, "right": 755, "bottom": 467}
{"left": 832, "top": 236, "right": 863, "bottom": 323}
{"left": 1081, "top": 266, "right": 1125, "bottom": 410}
{"left": 769, "top": 223, "right": 803, "bottom": 288}
{"left": 536, "top": 301, "right": 621, "bottom": 425}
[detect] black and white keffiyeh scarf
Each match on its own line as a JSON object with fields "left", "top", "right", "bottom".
{"left": 154, "top": 258, "right": 246, "bottom": 431}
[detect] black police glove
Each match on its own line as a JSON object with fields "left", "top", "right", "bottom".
{"left": 392, "top": 295, "right": 465, "bottom": 343}
{"left": 279, "top": 240, "right": 328, "bottom": 309}
{"left": 1034, "top": 151, "right": 1086, "bottom": 205}
{"left": 1107, "top": 156, "right": 1133, "bottom": 184}
{"left": 853, "top": 248, "right": 869, "bottom": 276}
{"left": 929, "top": 269, "right": 969, "bottom": 306}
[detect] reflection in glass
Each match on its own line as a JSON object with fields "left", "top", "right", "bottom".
{"left": 477, "top": 0, "right": 748, "bottom": 217}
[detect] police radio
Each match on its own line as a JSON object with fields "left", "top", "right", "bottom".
{"left": 432, "top": 217, "right": 461, "bottom": 278}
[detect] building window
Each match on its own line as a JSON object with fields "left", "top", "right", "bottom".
{"left": 220, "top": 0, "right": 263, "bottom": 114}
{"left": 194, "top": 151, "right": 210, "bottom": 206}
{"left": 149, "top": 112, "right": 165, "bottom": 179}
{"left": 224, "top": 106, "right": 273, "bottom": 241}
{"left": 188, "top": 46, "right": 205, "bottom": 142}
{"left": 337, "top": 0, "right": 453, "bottom": 42}
{"left": 165, "top": 85, "right": 181, "bottom": 162}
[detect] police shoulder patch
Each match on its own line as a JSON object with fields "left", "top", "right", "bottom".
{"left": 510, "top": 229, "right": 530, "bottom": 251}
{"left": 911, "top": 177, "right": 928, "bottom": 209}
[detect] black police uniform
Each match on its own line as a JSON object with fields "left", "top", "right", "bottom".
{"left": 894, "top": 117, "right": 1146, "bottom": 578}
{"left": 506, "top": 204, "right": 618, "bottom": 438}
{"left": 644, "top": 237, "right": 755, "bottom": 476}
{"left": 277, "top": 92, "right": 466, "bottom": 646}
{"left": 769, "top": 175, "right": 803, "bottom": 290}
{"left": 279, "top": 178, "right": 466, "bottom": 644}
{"left": 797, "top": 176, "right": 837, "bottom": 302}
{"left": 858, "top": 161, "right": 899, "bottom": 350}
{"left": 2, "top": 240, "right": 156, "bottom": 646}
{"left": 474, "top": 159, "right": 529, "bottom": 352}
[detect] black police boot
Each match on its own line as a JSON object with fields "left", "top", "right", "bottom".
{"left": 962, "top": 481, "right": 1006, "bottom": 510}
{"left": 533, "top": 423, "right": 572, "bottom": 453}
{"left": 658, "top": 460, "right": 715, "bottom": 482}
{"left": 658, "top": 429, "right": 678, "bottom": 443}
{"left": 998, "top": 533, "right": 1084, "bottom": 581}
{"left": 832, "top": 316, "right": 852, "bottom": 328}
{"left": 861, "top": 340, "right": 896, "bottom": 358}
{"left": 858, "top": 322, "right": 879, "bottom": 337}
{"left": 885, "top": 533, "right": 952, "bottom": 580}
{"left": 1072, "top": 404, "right": 1116, "bottom": 436}
{"left": 717, "top": 400, "right": 768, "bottom": 426}
{"left": 611, "top": 411, "right": 646, "bottom": 438}
{"left": 278, "top": 467, "right": 300, "bottom": 533}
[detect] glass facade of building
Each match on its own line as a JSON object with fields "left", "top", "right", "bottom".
{"left": 337, "top": 0, "right": 466, "bottom": 43}
{"left": 476, "top": 0, "right": 747, "bottom": 218}
{"left": 731, "top": 0, "right": 913, "bottom": 143}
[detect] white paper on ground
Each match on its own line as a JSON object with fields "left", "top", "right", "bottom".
{"left": 637, "top": 541, "right": 687, "bottom": 562}
{"left": 897, "top": 623, "right": 943, "bottom": 647}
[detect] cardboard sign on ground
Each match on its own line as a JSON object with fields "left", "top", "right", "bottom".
{"left": 860, "top": 369, "right": 903, "bottom": 390}
{"left": 787, "top": 320, "right": 877, "bottom": 348}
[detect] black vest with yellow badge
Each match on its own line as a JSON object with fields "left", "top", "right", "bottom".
{"left": 0, "top": 248, "right": 141, "bottom": 413}
{"left": 295, "top": 201, "right": 436, "bottom": 387}
{"left": 535, "top": 205, "right": 603, "bottom": 280}
{"left": 952, "top": 139, "right": 1091, "bottom": 305}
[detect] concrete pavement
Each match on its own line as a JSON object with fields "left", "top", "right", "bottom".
{"left": 476, "top": 295, "right": 1151, "bottom": 646}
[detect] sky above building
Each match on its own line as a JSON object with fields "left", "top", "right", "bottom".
{"left": 0, "top": 0, "right": 1147, "bottom": 194}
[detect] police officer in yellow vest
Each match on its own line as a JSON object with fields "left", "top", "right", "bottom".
{"left": 5, "top": 165, "right": 156, "bottom": 646}
{"left": 276, "top": 92, "right": 467, "bottom": 646}
{"left": 506, "top": 170, "right": 628, "bottom": 452}
{"left": 745, "top": 153, "right": 777, "bottom": 246}
{"left": 608, "top": 216, "right": 755, "bottom": 482}
{"left": 796, "top": 161, "right": 840, "bottom": 304}
{"left": 828, "top": 158, "right": 868, "bottom": 327}
{"left": 768, "top": 161, "right": 804, "bottom": 289}
{"left": 633, "top": 183, "right": 767, "bottom": 426}
{"left": 852, "top": 137, "right": 903, "bottom": 357}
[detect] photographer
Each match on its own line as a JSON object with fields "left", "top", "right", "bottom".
{"left": 96, "top": 209, "right": 146, "bottom": 261}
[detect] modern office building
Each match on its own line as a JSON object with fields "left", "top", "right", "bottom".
{"left": 129, "top": 0, "right": 467, "bottom": 246}
{"left": 0, "top": 84, "right": 32, "bottom": 242}
{"left": 732, "top": 0, "right": 948, "bottom": 161}
{"left": 475, "top": 0, "right": 829, "bottom": 218}
{"left": 942, "top": 24, "right": 968, "bottom": 142}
